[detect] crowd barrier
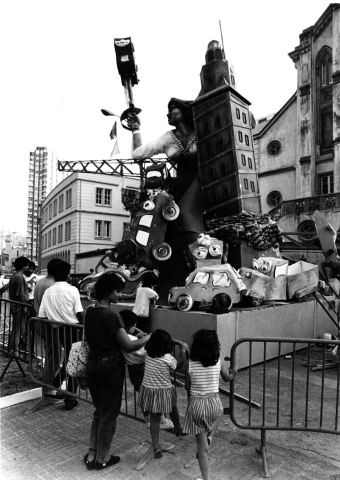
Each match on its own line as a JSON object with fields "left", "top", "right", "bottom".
{"left": 229, "top": 337, "right": 340, "bottom": 478}
{"left": 26, "top": 317, "right": 183, "bottom": 420}
{"left": 0, "top": 298, "right": 32, "bottom": 381}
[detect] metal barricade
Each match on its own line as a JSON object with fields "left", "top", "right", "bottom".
{"left": 0, "top": 298, "right": 32, "bottom": 381}
{"left": 27, "top": 317, "right": 182, "bottom": 422}
{"left": 229, "top": 337, "right": 340, "bottom": 478}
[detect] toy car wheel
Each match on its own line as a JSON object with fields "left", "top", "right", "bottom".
{"left": 162, "top": 203, "right": 179, "bottom": 221}
{"left": 177, "top": 294, "right": 193, "bottom": 312}
{"left": 152, "top": 243, "right": 172, "bottom": 261}
{"left": 251, "top": 296, "right": 263, "bottom": 307}
{"left": 213, "top": 293, "right": 233, "bottom": 310}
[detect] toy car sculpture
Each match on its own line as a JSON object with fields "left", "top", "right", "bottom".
{"left": 130, "top": 190, "right": 179, "bottom": 268}
{"left": 239, "top": 257, "right": 319, "bottom": 307}
{"left": 80, "top": 266, "right": 159, "bottom": 300}
{"left": 168, "top": 264, "right": 246, "bottom": 312}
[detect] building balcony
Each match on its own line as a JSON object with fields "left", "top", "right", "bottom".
{"left": 268, "top": 192, "right": 340, "bottom": 220}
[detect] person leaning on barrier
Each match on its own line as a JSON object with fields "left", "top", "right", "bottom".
{"left": 38, "top": 260, "right": 84, "bottom": 411}
{"left": 8, "top": 256, "right": 30, "bottom": 355}
{"left": 84, "top": 272, "right": 151, "bottom": 470}
{"left": 34, "top": 258, "right": 63, "bottom": 391}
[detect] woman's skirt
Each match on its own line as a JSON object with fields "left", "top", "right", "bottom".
{"left": 137, "top": 384, "right": 175, "bottom": 414}
{"left": 183, "top": 393, "right": 223, "bottom": 435}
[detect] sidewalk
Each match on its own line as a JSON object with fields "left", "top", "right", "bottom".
{"left": 1, "top": 349, "right": 340, "bottom": 480}
{"left": 1, "top": 397, "right": 339, "bottom": 479}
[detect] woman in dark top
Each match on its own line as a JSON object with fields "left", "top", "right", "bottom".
{"left": 84, "top": 272, "right": 151, "bottom": 471}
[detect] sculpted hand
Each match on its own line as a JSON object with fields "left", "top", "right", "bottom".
{"left": 127, "top": 112, "right": 141, "bottom": 131}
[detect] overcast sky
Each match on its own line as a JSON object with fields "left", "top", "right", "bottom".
{"left": 1, "top": 0, "right": 334, "bottom": 237}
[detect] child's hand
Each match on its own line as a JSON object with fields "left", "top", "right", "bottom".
{"left": 136, "top": 332, "right": 147, "bottom": 339}
{"left": 228, "top": 368, "right": 237, "bottom": 380}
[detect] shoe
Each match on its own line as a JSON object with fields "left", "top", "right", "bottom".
{"left": 95, "top": 455, "right": 120, "bottom": 470}
{"left": 64, "top": 399, "right": 78, "bottom": 411}
{"left": 174, "top": 425, "right": 188, "bottom": 437}
{"left": 84, "top": 453, "right": 96, "bottom": 470}
{"left": 154, "top": 449, "right": 162, "bottom": 459}
{"left": 160, "top": 417, "right": 174, "bottom": 430}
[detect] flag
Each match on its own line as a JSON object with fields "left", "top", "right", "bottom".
{"left": 109, "top": 121, "right": 117, "bottom": 140}
{"left": 110, "top": 139, "right": 120, "bottom": 158}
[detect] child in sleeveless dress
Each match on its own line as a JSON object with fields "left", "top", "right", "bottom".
{"left": 137, "top": 329, "right": 189, "bottom": 458}
{"left": 183, "top": 329, "right": 237, "bottom": 480}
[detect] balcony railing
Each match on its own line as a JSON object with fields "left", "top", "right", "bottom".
{"left": 268, "top": 192, "right": 340, "bottom": 220}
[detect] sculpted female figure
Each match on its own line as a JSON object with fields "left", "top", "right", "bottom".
{"left": 128, "top": 98, "right": 205, "bottom": 299}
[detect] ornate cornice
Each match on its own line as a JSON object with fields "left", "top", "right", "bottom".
{"left": 299, "top": 156, "right": 311, "bottom": 165}
{"left": 332, "top": 71, "right": 340, "bottom": 84}
{"left": 299, "top": 83, "right": 311, "bottom": 96}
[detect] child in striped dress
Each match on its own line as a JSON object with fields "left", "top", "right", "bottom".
{"left": 183, "top": 329, "right": 237, "bottom": 480}
{"left": 137, "top": 329, "right": 189, "bottom": 458}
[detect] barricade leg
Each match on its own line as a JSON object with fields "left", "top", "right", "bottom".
{"left": 256, "top": 429, "right": 272, "bottom": 478}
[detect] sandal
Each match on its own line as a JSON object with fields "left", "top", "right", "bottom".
{"left": 154, "top": 448, "right": 162, "bottom": 459}
{"left": 84, "top": 453, "right": 96, "bottom": 470}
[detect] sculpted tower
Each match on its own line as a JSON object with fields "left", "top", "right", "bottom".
{"left": 192, "top": 41, "right": 261, "bottom": 220}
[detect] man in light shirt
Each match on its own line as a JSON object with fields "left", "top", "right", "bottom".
{"left": 39, "top": 260, "right": 84, "bottom": 410}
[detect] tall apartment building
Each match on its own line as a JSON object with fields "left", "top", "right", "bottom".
{"left": 27, "top": 146, "right": 68, "bottom": 263}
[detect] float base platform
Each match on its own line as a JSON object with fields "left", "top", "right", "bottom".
{"left": 104, "top": 297, "right": 338, "bottom": 369}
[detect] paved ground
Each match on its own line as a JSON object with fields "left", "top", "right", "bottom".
{"left": 1, "top": 348, "right": 340, "bottom": 480}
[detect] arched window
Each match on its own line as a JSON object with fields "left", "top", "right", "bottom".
{"left": 316, "top": 47, "right": 333, "bottom": 153}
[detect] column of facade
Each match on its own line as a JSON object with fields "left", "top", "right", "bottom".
{"left": 332, "top": 7, "right": 340, "bottom": 194}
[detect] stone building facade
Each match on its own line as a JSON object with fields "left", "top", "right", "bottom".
{"left": 39, "top": 172, "right": 139, "bottom": 273}
{"left": 253, "top": 4, "right": 340, "bottom": 249}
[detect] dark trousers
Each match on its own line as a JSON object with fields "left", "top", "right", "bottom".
{"left": 36, "top": 322, "right": 61, "bottom": 386}
{"left": 53, "top": 325, "right": 80, "bottom": 395}
{"left": 87, "top": 350, "right": 125, "bottom": 461}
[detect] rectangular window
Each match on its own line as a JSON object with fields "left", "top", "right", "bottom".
{"left": 53, "top": 199, "right": 57, "bottom": 216}
{"left": 217, "top": 138, "right": 224, "bottom": 151}
{"left": 66, "top": 189, "right": 72, "bottom": 208}
{"left": 248, "top": 158, "right": 252, "bottom": 168}
{"left": 49, "top": 204, "right": 52, "bottom": 220}
{"left": 104, "top": 189, "right": 111, "bottom": 206}
{"left": 320, "top": 173, "right": 334, "bottom": 194}
{"left": 236, "top": 108, "right": 240, "bottom": 119}
{"left": 211, "top": 190, "right": 218, "bottom": 202}
{"left": 207, "top": 75, "right": 213, "bottom": 85}
{"left": 65, "top": 221, "right": 71, "bottom": 241}
{"left": 95, "top": 220, "right": 102, "bottom": 238}
{"left": 203, "top": 120, "right": 210, "bottom": 132}
{"left": 223, "top": 186, "right": 230, "bottom": 199}
{"left": 58, "top": 225, "right": 63, "bottom": 243}
{"left": 96, "top": 188, "right": 103, "bottom": 205}
{"left": 220, "top": 162, "right": 227, "bottom": 175}
{"left": 241, "top": 154, "right": 246, "bottom": 165}
{"left": 104, "top": 221, "right": 111, "bottom": 239}
{"left": 238, "top": 131, "right": 243, "bottom": 142}
{"left": 250, "top": 181, "right": 255, "bottom": 192}
{"left": 52, "top": 228, "right": 57, "bottom": 245}
{"left": 208, "top": 167, "right": 215, "bottom": 178}
{"left": 48, "top": 231, "right": 51, "bottom": 248}
{"left": 244, "top": 179, "right": 249, "bottom": 190}
{"left": 245, "top": 135, "right": 249, "bottom": 146}
{"left": 242, "top": 113, "right": 247, "bottom": 124}
{"left": 45, "top": 234, "right": 47, "bottom": 249}
{"left": 215, "top": 116, "right": 222, "bottom": 128}
{"left": 205, "top": 143, "right": 213, "bottom": 155}
{"left": 59, "top": 194, "right": 64, "bottom": 213}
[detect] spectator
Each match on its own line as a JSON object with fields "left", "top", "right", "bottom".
{"left": 39, "top": 260, "right": 84, "bottom": 410}
{"left": 34, "top": 259, "right": 62, "bottom": 391}
{"left": 8, "top": 256, "right": 30, "bottom": 355}
{"left": 24, "top": 261, "right": 38, "bottom": 308}
{"left": 133, "top": 273, "right": 159, "bottom": 332}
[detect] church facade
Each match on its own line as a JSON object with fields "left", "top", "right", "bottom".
{"left": 253, "top": 4, "right": 340, "bottom": 248}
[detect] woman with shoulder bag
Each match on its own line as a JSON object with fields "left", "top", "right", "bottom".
{"left": 84, "top": 272, "right": 151, "bottom": 471}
